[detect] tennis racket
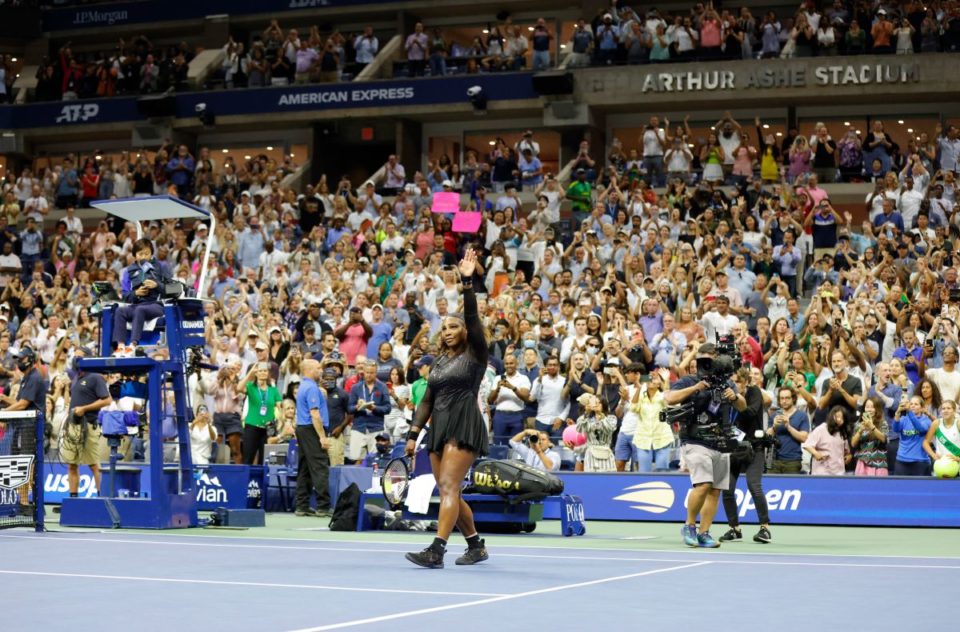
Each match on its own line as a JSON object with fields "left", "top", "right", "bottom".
{"left": 381, "top": 455, "right": 412, "bottom": 510}
{"left": 381, "top": 428, "right": 426, "bottom": 510}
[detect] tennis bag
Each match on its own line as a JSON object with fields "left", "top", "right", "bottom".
{"left": 468, "top": 459, "right": 564, "bottom": 504}
{"left": 329, "top": 483, "right": 362, "bottom": 531}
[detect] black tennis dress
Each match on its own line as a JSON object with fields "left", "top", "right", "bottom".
{"left": 415, "top": 286, "right": 489, "bottom": 455}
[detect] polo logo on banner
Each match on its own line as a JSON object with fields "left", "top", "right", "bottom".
{"left": 56, "top": 103, "right": 100, "bottom": 124}
{"left": 288, "top": 0, "right": 329, "bottom": 7}
{"left": 0, "top": 455, "right": 34, "bottom": 489}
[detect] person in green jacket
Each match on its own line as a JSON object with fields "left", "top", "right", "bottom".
{"left": 410, "top": 354, "right": 434, "bottom": 411}
{"left": 566, "top": 168, "right": 593, "bottom": 229}
{"left": 238, "top": 361, "right": 283, "bottom": 465}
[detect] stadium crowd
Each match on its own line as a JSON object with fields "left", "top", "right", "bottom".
{"left": 0, "top": 113, "right": 959, "bottom": 479}
{"left": 21, "top": 0, "right": 960, "bottom": 102}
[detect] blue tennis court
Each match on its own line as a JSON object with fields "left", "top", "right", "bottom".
{"left": 2, "top": 522, "right": 955, "bottom": 631}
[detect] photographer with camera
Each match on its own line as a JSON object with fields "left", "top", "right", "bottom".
{"left": 508, "top": 429, "right": 560, "bottom": 472}
{"left": 664, "top": 343, "right": 743, "bottom": 548}
{"left": 719, "top": 368, "right": 772, "bottom": 544}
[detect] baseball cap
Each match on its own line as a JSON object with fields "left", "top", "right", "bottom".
{"left": 442, "top": 179, "right": 453, "bottom": 188}
{"left": 375, "top": 432, "right": 391, "bottom": 442}
{"left": 255, "top": 340, "right": 268, "bottom": 351}
{"left": 372, "top": 304, "right": 384, "bottom": 311}
{"left": 415, "top": 354, "right": 435, "bottom": 368}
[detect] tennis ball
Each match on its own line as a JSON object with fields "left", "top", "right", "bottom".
{"left": 383, "top": 478, "right": 393, "bottom": 493}
{"left": 933, "top": 457, "right": 960, "bottom": 479}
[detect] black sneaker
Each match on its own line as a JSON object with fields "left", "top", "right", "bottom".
{"left": 754, "top": 527, "right": 772, "bottom": 544}
{"left": 455, "top": 540, "right": 489, "bottom": 566}
{"left": 719, "top": 528, "right": 742, "bottom": 542}
{"left": 294, "top": 508, "right": 318, "bottom": 517}
{"left": 405, "top": 546, "right": 445, "bottom": 569}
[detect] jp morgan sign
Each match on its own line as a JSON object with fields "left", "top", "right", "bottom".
{"left": 71, "top": 9, "right": 129, "bottom": 26}
{"left": 639, "top": 62, "right": 919, "bottom": 93}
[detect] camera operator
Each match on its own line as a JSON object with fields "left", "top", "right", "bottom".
{"left": 62, "top": 347, "right": 112, "bottom": 498}
{"left": 719, "top": 368, "right": 772, "bottom": 544}
{"left": 664, "top": 343, "right": 742, "bottom": 548}
{"left": 508, "top": 429, "right": 560, "bottom": 472}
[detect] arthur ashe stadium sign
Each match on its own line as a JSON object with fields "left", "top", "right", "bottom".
{"left": 637, "top": 62, "right": 919, "bottom": 93}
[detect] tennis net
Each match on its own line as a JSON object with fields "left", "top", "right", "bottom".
{"left": 0, "top": 410, "right": 44, "bottom": 531}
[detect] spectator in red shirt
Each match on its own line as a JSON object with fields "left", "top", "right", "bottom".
{"left": 80, "top": 165, "right": 100, "bottom": 208}
{"left": 736, "top": 322, "right": 764, "bottom": 370}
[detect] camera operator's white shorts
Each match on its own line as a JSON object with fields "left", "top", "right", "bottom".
{"left": 681, "top": 444, "right": 730, "bottom": 490}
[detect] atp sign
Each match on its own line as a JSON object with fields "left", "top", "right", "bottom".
{"left": 56, "top": 103, "right": 100, "bottom": 124}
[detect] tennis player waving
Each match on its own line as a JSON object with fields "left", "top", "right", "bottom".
{"left": 404, "top": 248, "right": 489, "bottom": 569}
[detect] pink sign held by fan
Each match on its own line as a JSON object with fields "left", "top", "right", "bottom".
{"left": 431, "top": 192, "right": 460, "bottom": 214}
{"left": 451, "top": 212, "right": 482, "bottom": 233}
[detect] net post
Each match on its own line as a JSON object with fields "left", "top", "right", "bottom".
{"left": 35, "top": 411, "right": 44, "bottom": 532}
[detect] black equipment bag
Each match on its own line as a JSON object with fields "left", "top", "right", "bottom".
{"left": 468, "top": 459, "right": 564, "bottom": 504}
{"left": 328, "top": 483, "right": 362, "bottom": 531}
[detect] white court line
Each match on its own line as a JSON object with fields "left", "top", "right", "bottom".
{"left": 5, "top": 534, "right": 960, "bottom": 570}
{"left": 0, "top": 569, "right": 504, "bottom": 598}
{"left": 285, "top": 561, "right": 711, "bottom": 632}
{"left": 37, "top": 529, "right": 960, "bottom": 563}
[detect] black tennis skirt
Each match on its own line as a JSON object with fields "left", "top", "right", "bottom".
{"left": 427, "top": 396, "right": 489, "bottom": 456}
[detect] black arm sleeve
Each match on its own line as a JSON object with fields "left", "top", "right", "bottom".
{"left": 741, "top": 385, "right": 765, "bottom": 438}
{"left": 414, "top": 385, "right": 433, "bottom": 429}
{"left": 463, "top": 286, "right": 488, "bottom": 366}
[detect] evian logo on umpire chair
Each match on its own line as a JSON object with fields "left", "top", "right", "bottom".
{"left": 0, "top": 455, "right": 34, "bottom": 489}
{"left": 196, "top": 472, "right": 227, "bottom": 503}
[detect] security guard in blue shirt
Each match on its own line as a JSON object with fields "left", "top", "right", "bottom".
{"left": 1, "top": 347, "right": 47, "bottom": 413}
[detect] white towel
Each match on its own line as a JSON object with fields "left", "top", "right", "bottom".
{"left": 404, "top": 474, "right": 437, "bottom": 514}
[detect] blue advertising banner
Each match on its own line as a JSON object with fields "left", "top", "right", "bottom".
{"left": 0, "top": 74, "right": 538, "bottom": 130}
{"left": 542, "top": 472, "right": 960, "bottom": 527}
{"left": 43, "top": 462, "right": 265, "bottom": 510}
{"left": 42, "top": 0, "right": 407, "bottom": 32}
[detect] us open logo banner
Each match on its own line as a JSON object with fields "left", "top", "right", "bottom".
{"left": 0, "top": 455, "right": 34, "bottom": 489}
{"left": 613, "top": 481, "right": 675, "bottom": 514}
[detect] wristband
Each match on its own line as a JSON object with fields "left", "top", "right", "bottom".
{"left": 406, "top": 429, "right": 421, "bottom": 442}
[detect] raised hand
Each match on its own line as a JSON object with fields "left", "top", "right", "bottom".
{"left": 459, "top": 247, "right": 478, "bottom": 278}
